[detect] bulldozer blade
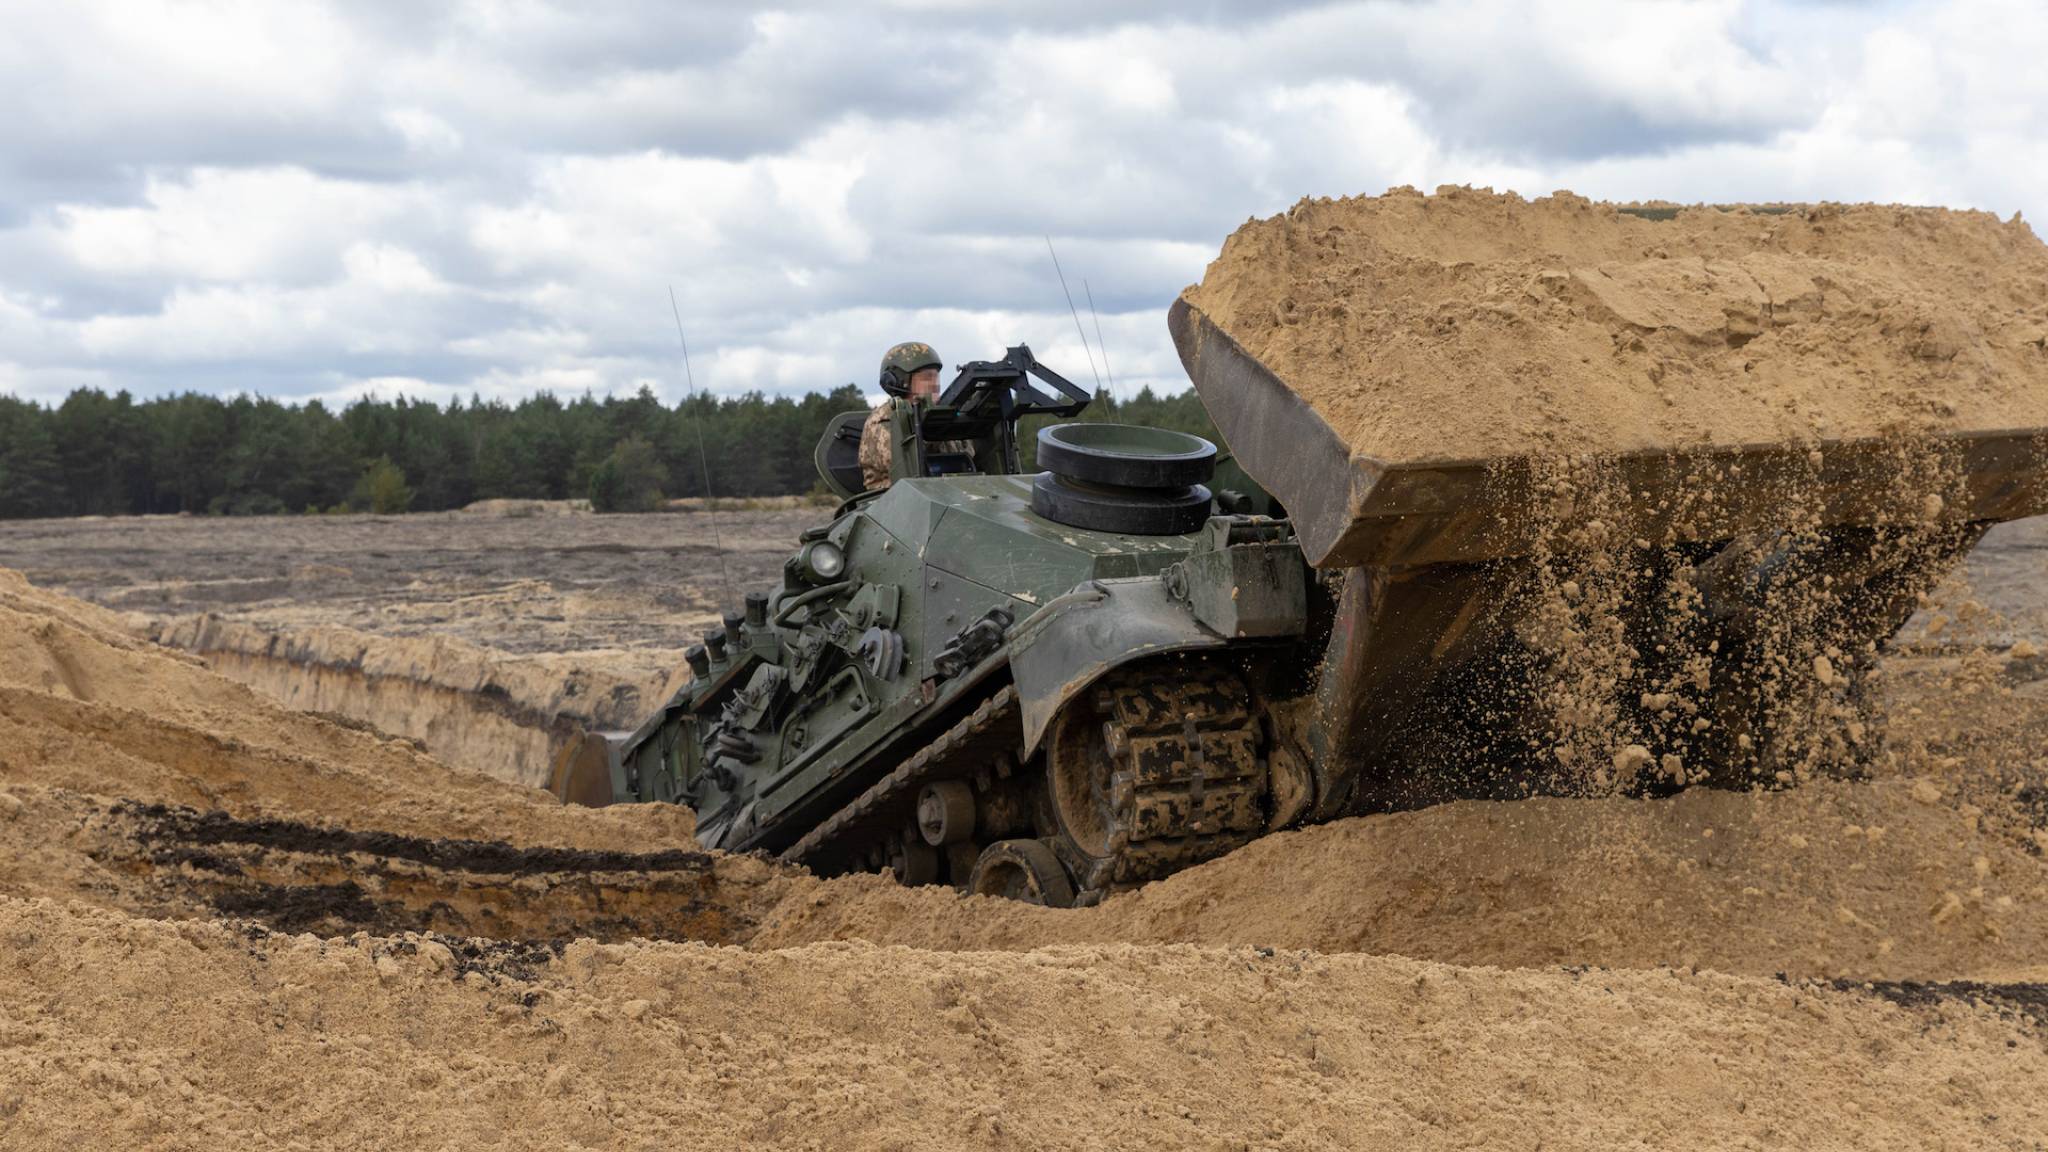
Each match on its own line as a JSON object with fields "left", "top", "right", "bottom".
{"left": 1170, "top": 298, "right": 2048, "bottom": 570}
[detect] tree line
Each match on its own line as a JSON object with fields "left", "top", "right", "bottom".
{"left": 0, "top": 383, "right": 1218, "bottom": 519}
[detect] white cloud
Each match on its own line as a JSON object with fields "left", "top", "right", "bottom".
{"left": 386, "top": 108, "right": 465, "bottom": 154}
{"left": 0, "top": 0, "right": 2040, "bottom": 407}
{"left": 72, "top": 241, "right": 463, "bottom": 363}
{"left": 3, "top": 1, "right": 361, "bottom": 122}
{"left": 342, "top": 243, "right": 446, "bottom": 296}
{"left": 445, "top": 326, "right": 590, "bottom": 360}
{"left": 55, "top": 168, "right": 425, "bottom": 284}
{"left": 1521, "top": 0, "right": 1801, "bottom": 127}
{"left": 0, "top": 360, "right": 117, "bottom": 405}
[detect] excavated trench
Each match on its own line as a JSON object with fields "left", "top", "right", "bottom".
{"left": 148, "top": 615, "right": 681, "bottom": 788}
{"left": 0, "top": 499, "right": 806, "bottom": 792}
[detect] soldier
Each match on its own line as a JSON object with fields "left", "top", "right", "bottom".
{"left": 859, "top": 341, "right": 946, "bottom": 490}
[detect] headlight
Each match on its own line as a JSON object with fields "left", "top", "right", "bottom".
{"left": 798, "top": 540, "right": 845, "bottom": 582}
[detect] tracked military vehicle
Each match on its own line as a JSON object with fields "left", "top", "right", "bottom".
{"left": 553, "top": 345, "right": 1306, "bottom": 904}
{"left": 553, "top": 321, "right": 2048, "bottom": 906}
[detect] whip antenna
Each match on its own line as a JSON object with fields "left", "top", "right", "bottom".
{"left": 668, "top": 285, "right": 737, "bottom": 611}
{"left": 1084, "top": 278, "right": 1116, "bottom": 403}
{"left": 1044, "top": 235, "right": 1104, "bottom": 400}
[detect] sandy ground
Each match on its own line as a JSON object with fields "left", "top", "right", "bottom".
{"left": 9, "top": 895, "right": 2046, "bottom": 1151}
{"left": 0, "top": 499, "right": 814, "bottom": 668}
{"left": 2, "top": 559, "right": 2046, "bottom": 1147}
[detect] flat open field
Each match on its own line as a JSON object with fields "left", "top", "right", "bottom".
{"left": 0, "top": 500, "right": 820, "bottom": 667}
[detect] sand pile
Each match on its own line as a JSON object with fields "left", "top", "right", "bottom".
{"left": 5, "top": 568, "right": 2048, "bottom": 1146}
{"left": 753, "top": 774, "right": 2048, "bottom": 982}
{"left": 5, "top": 895, "right": 2045, "bottom": 1151}
{"left": 1182, "top": 187, "right": 2048, "bottom": 461}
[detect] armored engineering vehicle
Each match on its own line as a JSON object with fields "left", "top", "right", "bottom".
{"left": 553, "top": 323, "right": 2048, "bottom": 906}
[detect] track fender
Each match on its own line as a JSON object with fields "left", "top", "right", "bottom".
{"left": 1007, "top": 577, "right": 1230, "bottom": 758}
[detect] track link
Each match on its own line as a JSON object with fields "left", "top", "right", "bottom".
{"left": 783, "top": 659, "right": 1271, "bottom": 902}
{"left": 1061, "top": 663, "right": 1268, "bottom": 894}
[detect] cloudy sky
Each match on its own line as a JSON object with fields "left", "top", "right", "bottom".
{"left": 0, "top": 0, "right": 2040, "bottom": 407}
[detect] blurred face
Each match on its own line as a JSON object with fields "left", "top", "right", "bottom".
{"left": 908, "top": 367, "right": 941, "bottom": 400}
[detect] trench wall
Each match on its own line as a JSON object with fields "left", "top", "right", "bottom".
{"left": 151, "top": 615, "right": 680, "bottom": 789}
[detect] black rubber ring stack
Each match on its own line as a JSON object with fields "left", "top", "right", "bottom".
{"left": 1031, "top": 424, "right": 1218, "bottom": 535}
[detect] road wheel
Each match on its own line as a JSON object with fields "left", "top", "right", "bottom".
{"left": 943, "top": 841, "right": 982, "bottom": 886}
{"left": 890, "top": 831, "right": 940, "bottom": 886}
{"left": 916, "top": 780, "right": 977, "bottom": 846}
{"left": 1047, "top": 693, "right": 1118, "bottom": 860}
{"left": 967, "top": 839, "right": 1075, "bottom": 907}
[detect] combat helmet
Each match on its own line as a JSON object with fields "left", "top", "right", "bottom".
{"left": 879, "top": 342, "right": 943, "bottom": 396}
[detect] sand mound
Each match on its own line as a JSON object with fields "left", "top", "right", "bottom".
{"left": 751, "top": 772, "right": 2048, "bottom": 982}
{"left": 5, "top": 894, "right": 2044, "bottom": 1151}
{"left": 1182, "top": 187, "right": 2048, "bottom": 461}
{"left": 5, "top": 568, "right": 2048, "bottom": 1146}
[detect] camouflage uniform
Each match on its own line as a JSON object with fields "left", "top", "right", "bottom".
{"left": 860, "top": 342, "right": 950, "bottom": 491}
{"left": 860, "top": 398, "right": 898, "bottom": 490}
{"left": 860, "top": 398, "right": 977, "bottom": 490}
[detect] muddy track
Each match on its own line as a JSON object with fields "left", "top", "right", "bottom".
{"left": 1851, "top": 979, "right": 2048, "bottom": 1024}
{"left": 110, "top": 800, "right": 785, "bottom": 943}
{"left": 121, "top": 801, "right": 722, "bottom": 876}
